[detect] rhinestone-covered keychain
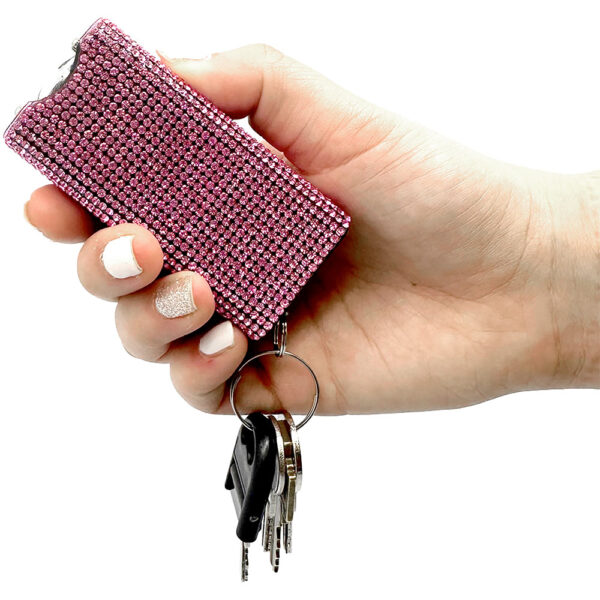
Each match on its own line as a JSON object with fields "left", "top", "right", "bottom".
{"left": 225, "top": 312, "right": 318, "bottom": 580}
{"left": 5, "top": 18, "right": 351, "bottom": 344}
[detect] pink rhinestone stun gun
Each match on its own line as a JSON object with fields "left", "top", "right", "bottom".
{"left": 5, "top": 18, "right": 351, "bottom": 340}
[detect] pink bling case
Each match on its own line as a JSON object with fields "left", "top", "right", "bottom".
{"left": 5, "top": 18, "right": 351, "bottom": 340}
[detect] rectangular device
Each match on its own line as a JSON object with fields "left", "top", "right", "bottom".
{"left": 5, "top": 18, "right": 351, "bottom": 340}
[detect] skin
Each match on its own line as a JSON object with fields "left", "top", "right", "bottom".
{"left": 24, "top": 45, "right": 600, "bottom": 417}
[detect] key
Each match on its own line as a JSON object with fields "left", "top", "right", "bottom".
{"left": 276, "top": 412, "right": 303, "bottom": 493}
{"left": 225, "top": 412, "right": 277, "bottom": 581}
{"left": 275, "top": 412, "right": 303, "bottom": 554}
{"left": 261, "top": 449, "right": 282, "bottom": 554}
{"left": 265, "top": 414, "right": 286, "bottom": 571}
{"left": 276, "top": 412, "right": 302, "bottom": 523}
{"left": 265, "top": 412, "right": 302, "bottom": 569}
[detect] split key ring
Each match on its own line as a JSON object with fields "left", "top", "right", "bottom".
{"left": 229, "top": 314, "right": 319, "bottom": 431}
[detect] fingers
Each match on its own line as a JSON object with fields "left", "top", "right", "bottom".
{"left": 26, "top": 185, "right": 96, "bottom": 243}
{"left": 168, "top": 327, "right": 322, "bottom": 416}
{"left": 169, "top": 322, "right": 249, "bottom": 413}
{"left": 114, "top": 271, "right": 215, "bottom": 361}
{"left": 77, "top": 223, "right": 164, "bottom": 301}
{"left": 159, "top": 46, "right": 399, "bottom": 177}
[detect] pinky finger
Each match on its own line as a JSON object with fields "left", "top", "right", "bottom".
{"left": 168, "top": 321, "right": 249, "bottom": 413}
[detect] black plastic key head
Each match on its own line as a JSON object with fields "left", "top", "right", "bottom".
{"left": 225, "top": 412, "right": 277, "bottom": 543}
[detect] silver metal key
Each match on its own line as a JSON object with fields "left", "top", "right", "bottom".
{"left": 275, "top": 412, "right": 302, "bottom": 553}
{"left": 266, "top": 415, "right": 286, "bottom": 571}
{"left": 266, "top": 413, "right": 302, "bottom": 569}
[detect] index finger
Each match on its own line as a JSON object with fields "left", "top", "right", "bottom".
{"left": 26, "top": 184, "right": 97, "bottom": 243}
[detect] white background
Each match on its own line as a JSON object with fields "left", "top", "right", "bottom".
{"left": 1, "top": 1, "right": 599, "bottom": 598}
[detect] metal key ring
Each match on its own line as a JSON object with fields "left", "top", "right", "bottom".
{"left": 229, "top": 349, "right": 319, "bottom": 431}
{"left": 273, "top": 315, "right": 287, "bottom": 357}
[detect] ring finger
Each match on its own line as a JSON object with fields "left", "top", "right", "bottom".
{"left": 114, "top": 270, "right": 216, "bottom": 361}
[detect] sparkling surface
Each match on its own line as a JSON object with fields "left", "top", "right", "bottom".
{"left": 4, "top": 18, "right": 351, "bottom": 340}
{"left": 155, "top": 275, "right": 197, "bottom": 319}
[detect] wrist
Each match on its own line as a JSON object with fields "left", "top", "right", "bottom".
{"left": 535, "top": 172, "right": 600, "bottom": 389}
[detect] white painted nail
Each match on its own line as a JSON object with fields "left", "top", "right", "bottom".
{"left": 101, "top": 235, "right": 143, "bottom": 279}
{"left": 199, "top": 321, "right": 234, "bottom": 355}
{"left": 155, "top": 275, "right": 197, "bottom": 319}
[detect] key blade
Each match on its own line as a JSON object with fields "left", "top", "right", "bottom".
{"left": 241, "top": 541, "right": 249, "bottom": 582}
{"left": 269, "top": 495, "right": 282, "bottom": 572}
{"left": 270, "top": 525, "right": 281, "bottom": 572}
{"left": 284, "top": 522, "right": 293, "bottom": 553}
{"left": 283, "top": 457, "right": 297, "bottom": 522}
{"left": 268, "top": 415, "right": 286, "bottom": 496}
{"left": 263, "top": 497, "right": 275, "bottom": 552}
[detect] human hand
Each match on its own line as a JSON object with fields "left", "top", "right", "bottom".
{"left": 24, "top": 45, "right": 600, "bottom": 416}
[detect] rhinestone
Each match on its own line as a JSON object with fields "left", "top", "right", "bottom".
{"left": 4, "top": 18, "right": 351, "bottom": 340}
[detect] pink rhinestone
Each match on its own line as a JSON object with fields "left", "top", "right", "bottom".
{"left": 4, "top": 17, "right": 350, "bottom": 341}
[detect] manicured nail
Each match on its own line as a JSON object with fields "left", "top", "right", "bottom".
{"left": 101, "top": 235, "right": 142, "bottom": 279}
{"left": 155, "top": 275, "right": 197, "bottom": 319}
{"left": 199, "top": 321, "right": 234, "bottom": 355}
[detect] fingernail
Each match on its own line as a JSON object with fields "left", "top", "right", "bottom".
{"left": 101, "top": 235, "right": 143, "bottom": 279}
{"left": 199, "top": 321, "right": 234, "bottom": 355}
{"left": 155, "top": 275, "right": 197, "bottom": 319}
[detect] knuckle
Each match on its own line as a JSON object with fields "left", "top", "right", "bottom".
{"left": 114, "top": 301, "right": 154, "bottom": 352}
{"left": 76, "top": 245, "right": 110, "bottom": 298}
{"left": 118, "top": 335, "right": 164, "bottom": 362}
{"left": 248, "top": 43, "right": 286, "bottom": 65}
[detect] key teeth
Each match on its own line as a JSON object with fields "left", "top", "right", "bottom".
{"left": 241, "top": 542, "right": 249, "bottom": 582}
{"left": 267, "top": 519, "right": 273, "bottom": 551}
{"left": 263, "top": 518, "right": 273, "bottom": 552}
{"left": 284, "top": 522, "right": 293, "bottom": 554}
{"left": 270, "top": 527, "right": 281, "bottom": 572}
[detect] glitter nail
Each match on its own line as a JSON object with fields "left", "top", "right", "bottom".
{"left": 155, "top": 276, "right": 197, "bottom": 319}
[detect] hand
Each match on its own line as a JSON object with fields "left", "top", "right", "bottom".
{"left": 24, "top": 45, "right": 600, "bottom": 416}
